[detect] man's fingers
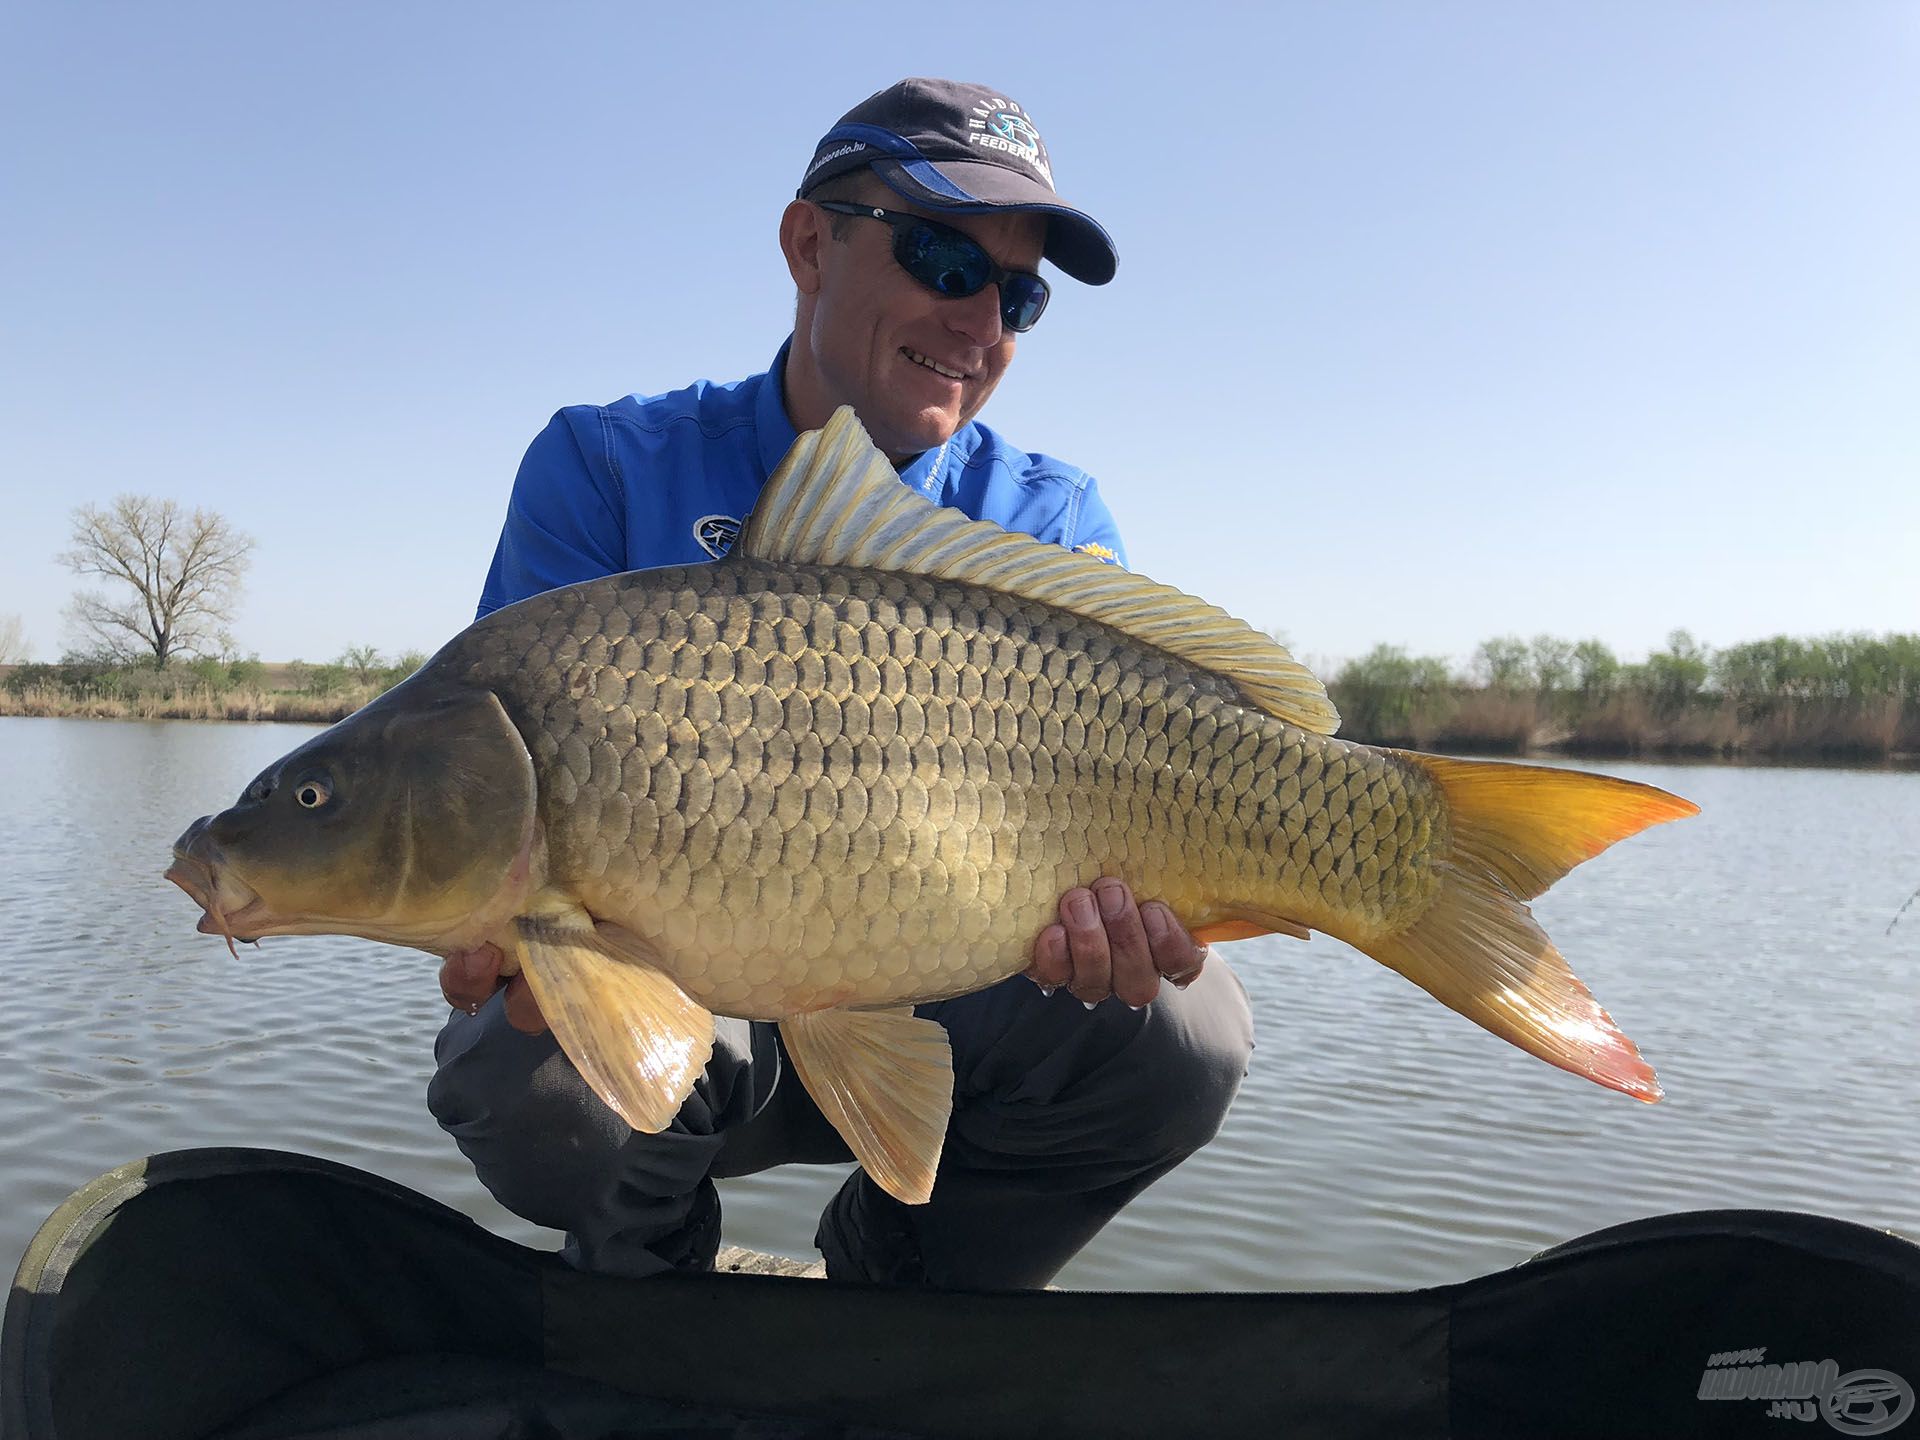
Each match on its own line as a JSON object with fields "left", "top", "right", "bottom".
{"left": 439, "top": 944, "right": 505, "bottom": 1015}
{"left": 1059, "top": 887, "right": 1112, "bottom": 1006}
{"left": 502, "top": 974, "right": 549, "bottom": 1035}
{"left": 1048, "top": 884, "right": 1205, "bottom": 1009}
{"left": 1026, "top": 924, "right": 1073, "bottom": 991}
{"left": 1143, "top": 903, "right": 1208, "bottom": 989}
{"left": 1092, "top": 878, "right": 1159, "bottom": 1008}
{"left": 440, "top": 944, "right": 547, "bottom": 1033}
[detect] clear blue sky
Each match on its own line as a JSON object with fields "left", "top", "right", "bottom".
{"left": 3, "top": 2, "right": 1915, "bottom": 674}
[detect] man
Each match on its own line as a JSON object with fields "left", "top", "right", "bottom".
{"left": 429, "top": 78, "right": 1255, "bottom": 1289}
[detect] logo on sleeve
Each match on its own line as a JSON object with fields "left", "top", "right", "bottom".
{"left": 693, "top": 514, "right": 741, "bottom": 559}
{"left": 1075, "top": 541, "right": 1118, "bottom": 563}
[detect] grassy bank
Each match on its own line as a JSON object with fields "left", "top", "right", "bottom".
{"left": 0, "top": 656, "right": 412, "bottom": 725}
{"left": 0, "top": 682, "right": 374, "bottom": 723}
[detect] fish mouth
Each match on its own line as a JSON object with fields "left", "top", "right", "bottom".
{"left": 165, "top": 819, "right": 268, "bottom": 955}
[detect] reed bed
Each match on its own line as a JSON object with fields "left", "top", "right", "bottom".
{"left": 1326, "top": 631, "right": 1918, "bottom": 763}
{"left": 1322, "top": 686, "right": 1916, "bottom": 762}
{"left": 0, "top": 684, "right": 371, "bottom": 724}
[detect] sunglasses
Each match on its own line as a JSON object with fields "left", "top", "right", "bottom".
{"left": 814, "top": 202, "right": 1051, "bottom": 333}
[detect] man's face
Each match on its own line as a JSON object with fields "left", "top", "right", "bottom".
{"left": 793, "top": 183, "right": 1047, "bottom": 459}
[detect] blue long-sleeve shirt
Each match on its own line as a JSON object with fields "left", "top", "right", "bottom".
{"left": 478, "top": 340, "right": 1127, "bottom": 617}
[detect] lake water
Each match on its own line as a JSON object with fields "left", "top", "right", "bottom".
{"left": 3, "top": 716, "right": 1915, "bottom": 1292}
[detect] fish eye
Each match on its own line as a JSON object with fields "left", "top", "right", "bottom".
{"left": 294, "top": 776, "right": 333, "bottom": 810}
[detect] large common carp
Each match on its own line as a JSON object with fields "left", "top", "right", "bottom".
{"left": 168, "top": 408, "right": 1697, "bottom": 1204}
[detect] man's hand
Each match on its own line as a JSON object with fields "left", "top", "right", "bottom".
{"left": 440, "top": 943, "right": 548, "bottom": 1034}
{"left": 1025, "top": 878, "right": 1207, "bottom": 1008}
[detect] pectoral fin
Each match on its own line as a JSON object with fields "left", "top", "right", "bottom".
{"left": 513, "top": 918, "right": 714, "bottom": 1133}
{"left": 780, "top": 1008, "right": 953, "bottom": 1206}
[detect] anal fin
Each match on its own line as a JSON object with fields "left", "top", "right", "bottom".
{"left": 514, "top": 918, "right": 714, "bottom": 1134}
{"left": 1191, "top": 911, "right": 1312, "bottom": 944}
{"left": 780, "top": 1008, "right": 953, "bottom": 1206}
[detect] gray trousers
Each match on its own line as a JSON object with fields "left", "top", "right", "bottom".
{"left": 428, "top": 963, "right": 1254, "bottom": 1290}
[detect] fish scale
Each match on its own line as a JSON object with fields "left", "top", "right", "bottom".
{"left": 452, "top": 559, "right": 1439, "bottom": 1021}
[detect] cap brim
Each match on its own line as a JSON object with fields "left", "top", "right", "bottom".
{"left": 871, "top": 156, "right": 1118, "bottom": 286}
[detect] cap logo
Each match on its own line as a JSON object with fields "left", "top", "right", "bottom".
{"left": 965, "top": 98, "right": 1052, "bottom": 186}
{"left": 989, "top": 111, "right": 1040, "bottom": 148}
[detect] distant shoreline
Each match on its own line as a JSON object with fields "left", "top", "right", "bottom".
{"left": 3, "top": 681, "right": 1914, "bottom": 771}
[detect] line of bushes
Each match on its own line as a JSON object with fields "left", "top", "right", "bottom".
{"left": 1331, "top": 631, "right": 1920, "bottom": 761}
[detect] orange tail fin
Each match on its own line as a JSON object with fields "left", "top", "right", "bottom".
{"left": 1364, "top": 756, "right": 1698, "bottom": 1102}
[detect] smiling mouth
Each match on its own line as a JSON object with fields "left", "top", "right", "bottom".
{"left": 902, "top": 347, "right": 968, "bottom": 381}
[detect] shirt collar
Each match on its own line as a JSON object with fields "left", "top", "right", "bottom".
{"left": 757, "top": 335, "right": 955, "bottom": 502}
{"left": 754, "top": 338, "right": 801, "bottom": 479}
{"left": 897, "top": 433, "right": 951, "bottom": 501}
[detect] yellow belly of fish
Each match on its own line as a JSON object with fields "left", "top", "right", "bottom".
{"left": 479, "top": 561, "right": 1442, "bottom": 1021}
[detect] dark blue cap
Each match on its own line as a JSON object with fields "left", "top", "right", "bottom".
{"left": 798, "top": 78, "right": 1118, "bottom": 286}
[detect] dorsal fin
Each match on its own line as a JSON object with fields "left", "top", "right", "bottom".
{"left": 737, "top": 407, "right": 1340, "bottom": 734}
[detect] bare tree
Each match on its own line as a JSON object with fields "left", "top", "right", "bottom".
{"left": 0, "top": 613, "right": 27, "bottom": 666}
{"left": 61, "top": 497, "right": 254, "bottom": 667}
